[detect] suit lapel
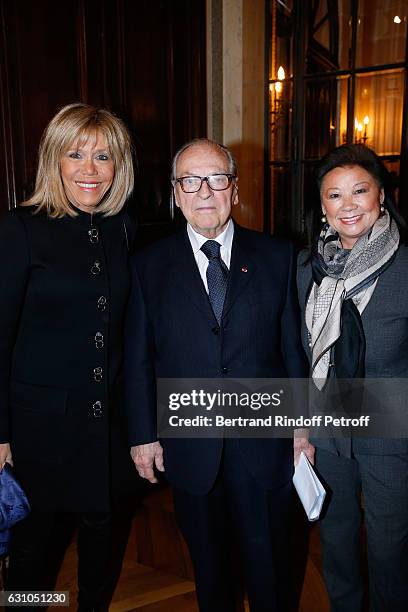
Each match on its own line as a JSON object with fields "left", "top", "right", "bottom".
{"left": 170, "top": 225, "right": 257, "bottom": 322}
{"left": 223, "top": 225, "right": 256, "bottom": 318}
{"left": 170, "top": 229, "right": 216, "bottom": 320}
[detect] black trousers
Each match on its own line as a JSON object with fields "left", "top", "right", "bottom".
{"left": 7, "top": 510, "right": 112, "bottom": 610}
{"left": 173, "top": 439, "right": 292, "bottom": 612}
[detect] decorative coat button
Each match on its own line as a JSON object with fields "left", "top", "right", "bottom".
{"left": 221, "top": 366, "right": 229, "bottom": 375}
{"left": 91, "top": 260, "right": 102, "bottom": 275}
{"left": 92, "top": 400, "right": 103, "bottom": 418}
{"left": 97, "top": 296, "right": 107, "bottom": 311}
{"left": 88, "top": 228, "right": 99, "bottom": 244}
{"left": 93, "top": 366, "right": 103, "bottom": 382}
{"left": 95, "top": 332, "right": 104, "bottom": 349}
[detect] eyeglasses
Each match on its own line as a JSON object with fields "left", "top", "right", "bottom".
{"left": 173, "top": 173, "right": 236, "bottom": 193}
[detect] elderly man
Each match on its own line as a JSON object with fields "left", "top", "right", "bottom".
{"left": 125, "top": 139, "right": 308, "bottom": 612}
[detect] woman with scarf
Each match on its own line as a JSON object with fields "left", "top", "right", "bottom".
{"left": 296, "top": 144, "right": 408, "bottom": 612}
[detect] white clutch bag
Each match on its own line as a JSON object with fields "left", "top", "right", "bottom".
{"left": 293, "top": 451, "right": 326, "bottom": 521}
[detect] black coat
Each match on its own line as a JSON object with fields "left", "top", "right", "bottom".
{"left": 0, "top": 206, "right": 136, "bottom": 512}
{"left": 124, "top": 224, "right": 308, "bottom": 495}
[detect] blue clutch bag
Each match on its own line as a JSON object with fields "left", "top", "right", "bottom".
{"left": 0, "top": 463, "right": 30, "bottom": 556}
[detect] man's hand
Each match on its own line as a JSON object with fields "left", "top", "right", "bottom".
{"left": 294, "top": 429, "right": 315, "bottom": 466}
{"left": 0, "top": 443, "right": 12, "bottom": 470}
{"left": 130, "top": 441, "right": 164, "bottom": 483}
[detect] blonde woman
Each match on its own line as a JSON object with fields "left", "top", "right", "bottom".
{"left": 0, "top": 103, "right": 135, "bottom": 610}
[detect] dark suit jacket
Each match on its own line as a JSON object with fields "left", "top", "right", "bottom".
{"left": 297, "top": 245, "right": 408, "bottom": 456}
{"left": 125, "top": 223, "right": 308, "bottom": 494}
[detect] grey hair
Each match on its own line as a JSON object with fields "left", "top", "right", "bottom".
{"left": 170, "top": 138, "right": 237, "bottom": 181}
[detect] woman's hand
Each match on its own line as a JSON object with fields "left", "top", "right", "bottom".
{"left": 294, "top": 429, "right": 315, "bottom": 465}
{"left": 0, "top": 443, "right": 13, "bottom": 470}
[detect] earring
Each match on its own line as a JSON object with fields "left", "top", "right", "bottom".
{"left": 380, "top": 203, "right": 385, "bottom": 213}
{"left": 321, "top": 213, "right": 327, "bottom": 223}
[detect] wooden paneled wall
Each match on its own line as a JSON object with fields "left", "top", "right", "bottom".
{"left": 0, "top": 0, "right": 206, "bottom": 239}
{"left": 207, "top": 0, "right": 266, "bottom": 232}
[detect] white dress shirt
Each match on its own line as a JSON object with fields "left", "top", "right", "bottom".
{"left": 187, "top": 219, "right": 234, "bottom": 293}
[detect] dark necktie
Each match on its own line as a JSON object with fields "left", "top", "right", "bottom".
{"left": 200, "top": 240, "right": 229, "bottom": 324}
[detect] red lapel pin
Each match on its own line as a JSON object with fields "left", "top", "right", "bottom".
{"left": 241, "top": 267, "right": 248, "bottom": 273}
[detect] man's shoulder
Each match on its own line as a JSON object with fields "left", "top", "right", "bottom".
{"left": 234, "top": 224, "right": 293, "bottom": 254}
{"left": 296, "top": 249, "right": 312, "bottom": 295}
{"left": 297, "top": 248, "right": 311, "bottom": 267}
{"left": 139, "top": 229, "right": 184, "bottom": 255}
{"left": 132, "top": 229, "right": 185, "bottom": 272}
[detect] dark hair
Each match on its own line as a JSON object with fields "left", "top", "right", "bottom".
{"left": 316, "top": 143, "right": 406, "bottom": 231}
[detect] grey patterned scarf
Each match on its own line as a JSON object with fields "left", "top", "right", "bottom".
{"left": 306, "top": 211, "right": 399, "bottom": 389}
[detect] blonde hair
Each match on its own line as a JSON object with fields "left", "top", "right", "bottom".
{"left": 22, "top": 102, "right": 134, "bottom": 217}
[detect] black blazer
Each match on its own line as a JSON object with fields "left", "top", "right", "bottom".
{"left": 125, "top": 223, "right": 308, "bottom": 494}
